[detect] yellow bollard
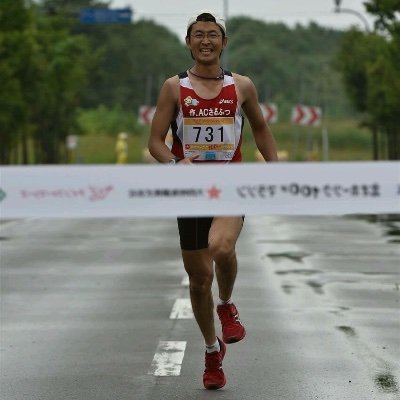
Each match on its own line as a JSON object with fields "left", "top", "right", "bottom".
{"left": 115, "top": 132, "right": 128, "bottom": 164}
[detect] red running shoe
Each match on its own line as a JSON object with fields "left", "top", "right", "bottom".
{"left": 203, "top": 337, "right": 226, "bottom": 390}
{"left": 217, "top": 303, "right": 246, "bottom": 344}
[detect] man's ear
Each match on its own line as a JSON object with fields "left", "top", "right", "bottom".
{"left": 185, "top": 36, "right": 190, "bottom": 48}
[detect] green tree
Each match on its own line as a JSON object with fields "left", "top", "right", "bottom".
{"left": 0, "top": 0, "right": 33, "bottom": 164}
{"left": 336, "top": 0, "right": 400, "bottom": 159}
{"left": 0, "top": 0, "right": 91, "bottom": 164}
{"left": 30, "top": 15, "right": 91, "bottom": 163}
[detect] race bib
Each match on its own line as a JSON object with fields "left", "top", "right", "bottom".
{"left": 183, "top": 117, "right": 235, "bottom": 161}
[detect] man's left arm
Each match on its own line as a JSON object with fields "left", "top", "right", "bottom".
{"left": 240, "top": 77, "right": 278, "bottom": 162}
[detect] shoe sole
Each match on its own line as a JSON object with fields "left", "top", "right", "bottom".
{"left": 223, "top": 329, "right": 246, "bottom": 344}
{"left": 205, "top": 378, "right": 227, "bottom": 390}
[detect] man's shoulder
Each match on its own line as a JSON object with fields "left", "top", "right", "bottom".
{"left": 231, "top": 72, "right": 251, "bottom": 83}
{"left": 162, "top": 75, "right": 181, "bottom": 93}
{"left": 165, "top": 74, "right": 181, "bottom": 84}
{"left": 231, "top": 72, "right": 254, "bottom": 93}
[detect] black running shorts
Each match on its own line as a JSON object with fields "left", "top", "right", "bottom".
{"left": 177, "top": 217, "right": 213, "bottom": 250}
{"left": 177, "top": 216, "right": 244, "bottom": 251}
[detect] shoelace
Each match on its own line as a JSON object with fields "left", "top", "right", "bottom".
{"left": 218, "top": 305, "right": 239, "bottom": 327}
{"left": 205, "top": 351, "right": 222, "bottom": 371}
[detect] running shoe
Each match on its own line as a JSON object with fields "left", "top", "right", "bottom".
{"left": 203, "top": 337, "right": 226, "bottom": 390}
{"left": 217, "top": 303, "right": 246, "bottom": 344}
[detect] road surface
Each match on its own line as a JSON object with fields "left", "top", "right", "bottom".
{"left": 1, "top": 216, "right": 399, "bottom": 399}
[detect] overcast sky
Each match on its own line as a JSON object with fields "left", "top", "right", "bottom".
{"left": 107, "top": 0, "right": 374, "bottom": 39}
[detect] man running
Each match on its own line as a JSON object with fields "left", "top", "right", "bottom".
{"left": 148, "top": 10, "right": 278, "bottom": 390}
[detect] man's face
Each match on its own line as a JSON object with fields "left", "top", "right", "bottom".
{"left": 186, "top": 21, "right": 227, "bottom": 64}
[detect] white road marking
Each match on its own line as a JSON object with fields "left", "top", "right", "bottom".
{"left": 149, "top": 341, "right": 187, "bottom": 376}
{"left": 169, "top": 298, "right": 193, "bottom": 319}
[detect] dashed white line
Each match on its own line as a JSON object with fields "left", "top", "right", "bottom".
{"left": 149, "top": 341, "right": 187, "bottom": 376}
{"left": 169, "top": 298, "right": 193, "bottom": 319}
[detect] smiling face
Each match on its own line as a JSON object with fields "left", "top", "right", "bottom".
{"left": 186, "top": 21, "right": 227, "bottom": 65}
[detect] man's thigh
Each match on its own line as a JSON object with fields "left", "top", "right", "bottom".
{"left": 208, "top": 216, "right": 244, "bottom": 247}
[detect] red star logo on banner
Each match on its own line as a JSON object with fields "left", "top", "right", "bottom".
{"left": 207, "top": 185, "right": 221, "bottom": 199}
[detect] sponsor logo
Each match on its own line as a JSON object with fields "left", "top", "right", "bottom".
{"left": 207, "top": 185, "right": 221, "bottom": 199}
{"left": 19, "top": 185, "right": 113, "bottom": 202}
{"left": 129, "top": 186, "right": 222, "bottom": 200}
{"left": 129, "top": 188, "right": 202, "bottom": 198}
{"left": 184, "top": 96, "right": 200, "bottom": 107}
{"left": 219, "top": 99, "right": 234, "bottom": 104}
{"left": 205, "top": 152, "right": 216, "bottom": 160}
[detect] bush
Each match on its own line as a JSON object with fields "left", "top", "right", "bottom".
{"left": 77, "top": 105, "right": 145, "bottom": 137}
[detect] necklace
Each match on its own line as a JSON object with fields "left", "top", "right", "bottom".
{"left": 188, "top": 67, "right": 224, "bottom": 80}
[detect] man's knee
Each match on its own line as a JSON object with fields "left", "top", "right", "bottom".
{"left": 208, "top": 236, "right": 235, "bottom": 265}
{"left": 189, "top": 273, "right": 213, "bottom": 295}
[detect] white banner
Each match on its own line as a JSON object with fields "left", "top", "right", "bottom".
{"left": 0, "top": 162, "right": 399, "bottom": 219}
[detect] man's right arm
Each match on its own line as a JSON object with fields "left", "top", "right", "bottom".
{"left": 148, "top": 77, "right": 179, "bottom": 163}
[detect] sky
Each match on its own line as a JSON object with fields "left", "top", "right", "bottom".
{"left": 107, "top": 0, "right": 374, "bottom": 40}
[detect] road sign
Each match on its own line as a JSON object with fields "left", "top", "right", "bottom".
{"left": 139, "top": 106, "right": 156, "bottom": 125}
{"left": 259, "top": 103, "right": 278, "bottom": 123}
{"left": 80, "top": 8, "right": 132, "bottom": 24}
{"left": 291, "top": 105, "right": 322, "bottom": 127}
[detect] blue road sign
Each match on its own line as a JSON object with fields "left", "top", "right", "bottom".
{"left": 80, "top": 8, "right": 133, "bottom": 24}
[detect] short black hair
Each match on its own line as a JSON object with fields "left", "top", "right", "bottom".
{"left": 186, "top": 13, "right": 226, "bottom": 39}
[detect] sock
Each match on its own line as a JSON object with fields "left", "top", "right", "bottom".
{"left": 218, "top": 298, "right": 233, "bottom": 305}
{"left": 206, "top": 339, "right": 220, "bottom": 353}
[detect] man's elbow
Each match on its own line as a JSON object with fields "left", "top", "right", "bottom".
{"left": 148, "top": 138, "right": 156, "bottom": 157}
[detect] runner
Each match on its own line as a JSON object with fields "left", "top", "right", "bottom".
{"left": 148, "top": 10, "right": 278, "bottom": 390}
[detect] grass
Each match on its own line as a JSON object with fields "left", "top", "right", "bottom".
{"left": 65, "top": 118, "right": 374, "bottom": 164}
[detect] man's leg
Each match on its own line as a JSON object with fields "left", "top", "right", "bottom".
{"left": 181, "top": 249, "right": 216, "bottom": 346}
{"left": 208, "top": 216, "right": 246, "bottom": 344}
{"left": 182, "top": 248, "right": 227, "bottom": 390}
{"left": 208, "top": 216, "right": 244, "bottom": 301}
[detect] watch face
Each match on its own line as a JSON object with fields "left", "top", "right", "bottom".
{"left": 168, "top": 159, "right": 176, "bottom": 165}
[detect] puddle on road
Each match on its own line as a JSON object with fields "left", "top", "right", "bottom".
{"left": 266, "top": 251, "right": 311, "bottom": 262}
{"left": 336, "top": 324, "right": 400, "bottom": 394}
{"left": 275, "top": 269, "right": 321, "bottom": 276}
{"left": 281, "top": 284, "right": 297, "bottom": 294}
{"left": 306, "top": 280, "right": 325, "bottom": 294}
{"left": 374, "top": 373, "right": 399, "bottom": 394}
{"left": 336, "top": 325, "right": 357, "bottom": 337}
{"left": 352, "top": 214, "right": 400, "bottom": 243}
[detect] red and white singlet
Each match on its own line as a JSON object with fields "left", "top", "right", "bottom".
{"left": 170, "top": 70, "right": 244, "bottom": 163}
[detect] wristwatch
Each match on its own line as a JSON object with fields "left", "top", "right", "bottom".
{"left": 168, "top": 157, "right": 182, "bottom": 165}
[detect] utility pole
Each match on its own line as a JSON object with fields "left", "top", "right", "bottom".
{"left": 222, "top": 0, "right": 229, "bottom": 68}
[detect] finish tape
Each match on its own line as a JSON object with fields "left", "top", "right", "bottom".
{"left": 0, "top": 162, "right": 399, "bottom": 219}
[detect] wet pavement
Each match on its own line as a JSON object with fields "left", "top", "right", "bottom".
{"left": 0, "top": 216, "right": 399, "bottom": 399}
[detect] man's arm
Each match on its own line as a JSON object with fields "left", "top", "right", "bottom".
{"left": 148, "top": 77, "right": 178, "bottom": 163}
{"left": 239, "top": 76, "right": 279, "bottom": 162}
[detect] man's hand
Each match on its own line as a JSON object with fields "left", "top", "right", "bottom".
{"left": 178, "top": 155, "right": 200, "bottom": 164}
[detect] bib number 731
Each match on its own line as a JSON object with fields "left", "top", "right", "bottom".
{"left": 193, "top": 126, "right": 225, "bottom": 142}
{"left": 183, "top": 117, "right": 235, "bottom": 160}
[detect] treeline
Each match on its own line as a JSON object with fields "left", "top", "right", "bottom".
{"left": 1, "top": 0, "right": 399, "bottom": 163}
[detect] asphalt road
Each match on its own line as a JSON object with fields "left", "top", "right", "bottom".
{"left": 1, "top": 216, "right": 399, "bottom": 400}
